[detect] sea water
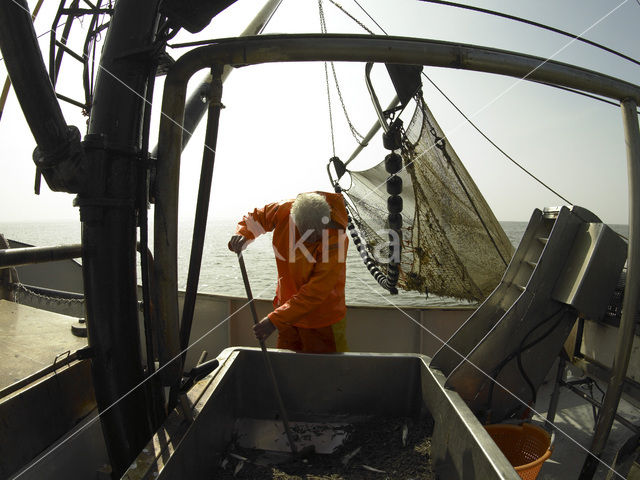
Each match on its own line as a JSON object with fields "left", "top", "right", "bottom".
{"left": 0, "top": 219, "right": 629, "bottom": 308}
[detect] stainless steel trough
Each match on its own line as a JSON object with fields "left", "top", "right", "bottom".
{"left": 122, "top": 347, "right": 521, "bottom": 479}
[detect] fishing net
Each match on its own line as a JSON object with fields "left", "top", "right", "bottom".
{"left": 339, "top": 97, "right": 514, "bottom": 302}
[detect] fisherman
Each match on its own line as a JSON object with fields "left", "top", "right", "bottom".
{"left": 228, "top": 191, "right": 349, "bottom": 353}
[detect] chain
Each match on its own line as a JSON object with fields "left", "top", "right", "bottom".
{"left": 11, "top": 282, "right": 85, "bottom": 306}
{"left": 330, "top": 62, "right": 366, "bottom": 144}
{"left": 327, "top": 0, "right": 375, "bottom": 34}
{"left": 318, "top": 0, "right": 366, "bottom": 147}
{"left": 319, "top": 0, "right": 336, "bottom": 156}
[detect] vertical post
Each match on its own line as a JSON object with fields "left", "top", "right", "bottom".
{"left": 79, "top": 0, "right": 160, "bottom": 476}
{"left": 174, "top": 66, "right": 223, "bottom": 403}
{"left": 545, "top": 357, "right": 565, "bottom": 426}
{"left": 579, "top": 98, "right": 640, "bottom": 479}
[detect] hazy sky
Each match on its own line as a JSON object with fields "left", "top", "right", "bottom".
{"left": 0, "top": 0, "right": 638, "bottom": 225}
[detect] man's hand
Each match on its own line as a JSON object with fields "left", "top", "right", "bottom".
{"left": 228, "top": 234, "right": 248, "bottom": 253}
{"left": 253, "top": 317, "right": 276, "bottom": 343}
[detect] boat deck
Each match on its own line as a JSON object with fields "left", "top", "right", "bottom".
{"left": 0, "top": 299, "right": 87, "bottom": 390}
{"left": 535, "top": 363, "right": 640, "bottom": 479}
{"left": 2, "top": 296, "right": 640, "bottom": 479}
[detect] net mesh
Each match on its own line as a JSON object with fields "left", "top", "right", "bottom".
{"left": 343, "top": 97, "right": 514, "bottom": 302}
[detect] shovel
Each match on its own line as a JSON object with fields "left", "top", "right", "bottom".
{"left": 236, "top": 252, "right": 300, "bottom": 456}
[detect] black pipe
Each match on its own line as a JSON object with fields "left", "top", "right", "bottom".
{"left": 0, "top": 0, "right": 71, "bottom": 155}
{"left": 0, "top": 244, "right": 82, "bottom": 269}
{"left": 78, "top": 0, "right": 161, "bottom": 476}
{"left": 175, "top": 68, "right": 223, "bottom": 403}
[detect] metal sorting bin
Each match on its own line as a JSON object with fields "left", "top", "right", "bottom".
{"left": 123, "top": 348, "right": 520, "bottom": 479}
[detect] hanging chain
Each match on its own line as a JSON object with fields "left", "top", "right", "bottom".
{"left": 329, "top": 62, "right": 366, "bottom": 144}
{"left": 12, "top": 282, "right": 85, "bottom": 306}
{"left": 327, "top": 0, "right": 375, "bottom": 34}
{"left": 324, "top": 62, "right": 336, "bottom": 157}
{"left": 318, "top": 0, "right": 366, "bottom": 147}
{"left": 319, "top": 0, "right": 336, "bottom": 156}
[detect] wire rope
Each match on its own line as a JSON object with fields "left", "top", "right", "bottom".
{"left": 418, "top": 0, "right": 640, "bottom": 68}
{"left": 342, "top": 0, "right": 575, "bottom": 205}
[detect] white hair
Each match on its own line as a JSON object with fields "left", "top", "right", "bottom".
{"left": 291, "top": 193, "right": 331, "bottom": 234}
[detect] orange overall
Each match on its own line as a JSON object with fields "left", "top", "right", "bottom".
{"left": 236, "top": 191, "right": 349, "bottom": 353}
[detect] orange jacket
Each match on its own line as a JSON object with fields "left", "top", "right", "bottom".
{"left": 236, "top": 192, "right": 349, "bottom": 328}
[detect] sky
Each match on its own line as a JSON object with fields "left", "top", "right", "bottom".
{"left": 0, "top": 0, "right": 639, "bottom": 225}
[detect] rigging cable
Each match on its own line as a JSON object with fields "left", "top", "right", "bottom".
{"left": 418, "top": 0, "right": 640, "bottom": 69}
{"left": 352, "top": 0, "right": 386, "bottom": 35}
{"left": 343, "top": 0, "right": 574, "bottom": 206}
{"left": 421, "top": 73, "right": 573, "bottom": 206}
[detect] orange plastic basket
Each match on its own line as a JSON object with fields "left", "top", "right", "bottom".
{"left": 485, "top": 423, "right": 552, "bottom": 480}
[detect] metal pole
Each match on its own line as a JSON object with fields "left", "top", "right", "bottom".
{"left": 165, "top": 35, "right": 640, "bottom": 103}
{"left": 345, "top": 95, "right": 399, "bottom": 167}
{"left": 174, "top": 67, "right": 223, "bottom": 405}
{"left": 364, "top": 62, "right": 389, "bottom": 134}
{"left": 579, "top": 98, "right": 640, "bottom": 479}
{"left": 545, "top": 357, "right": 565, "bottom": 427}
{"left": 0, "top": 77, "right": 11, "bottom": 123}
{"left": 0, "top": 244, "right": 82, "bottom": 269}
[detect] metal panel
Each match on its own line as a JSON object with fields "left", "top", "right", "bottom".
{"left": 552, "top": 223, "right": 627, "bottom": 320}
{"left": 0, "top": 360, "right": 101, "bottom": 479}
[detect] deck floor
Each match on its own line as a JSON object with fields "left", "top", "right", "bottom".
{"left": 0, "top": 299, "right": 87, "bottom": 390}
{"left": 534, "top": 364, "right": 640, "bottom": 479}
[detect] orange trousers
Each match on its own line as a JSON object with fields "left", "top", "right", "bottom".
{"left": 272, "top": 317, "right": 348, "bottom": 353}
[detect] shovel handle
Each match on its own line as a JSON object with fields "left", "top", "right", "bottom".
{"left": 237, "top": 253, "right": 261, "bottom": 326}
{"left": 237, "top": 252, "right": 298, "bottom": 454}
